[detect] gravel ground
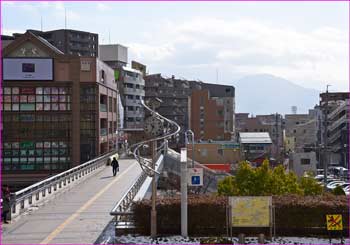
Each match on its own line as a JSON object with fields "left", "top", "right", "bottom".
{"left": 113, "top": 235, "right": 349, "bottom": 244}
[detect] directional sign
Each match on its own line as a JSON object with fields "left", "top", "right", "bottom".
{"left": 326, "top": 214, "right": 343, "bottom": 231}
{"left": 188, "top": 168, "right": 203, "bottom": 186}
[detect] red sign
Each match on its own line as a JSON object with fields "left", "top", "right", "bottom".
{"left": 203, "top": 163, "right": 231, "bottom": 173}
{"left": 20, "top": 88, "right": 35, "bottom": 94}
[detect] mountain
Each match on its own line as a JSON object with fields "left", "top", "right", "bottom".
{"left": 232, "top": 74, "right": 320, "bottom": 115}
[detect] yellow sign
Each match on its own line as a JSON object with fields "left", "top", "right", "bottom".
{"left": 326, "top": 214, "right": 343, "bottom": 231}
{"left": 230, "top": 196, "right": 271, "bottom": 227}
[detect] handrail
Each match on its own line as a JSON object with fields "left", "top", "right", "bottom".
{"left": 129, "top": 99, "right": 180, "bottom": 176}
{"left": 15, "top": 151, "right": 116, "bottom": 197}
{"left": 10, "top": 151, "right": 116, "bottom": 219}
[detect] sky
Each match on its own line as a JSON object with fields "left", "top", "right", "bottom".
{"left": 2, "top": 1, "right": 349, "bottom": 92}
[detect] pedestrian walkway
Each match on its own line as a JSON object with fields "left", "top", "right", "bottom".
{"left": 1, "top": 159, "right": 141, "bottom": 244}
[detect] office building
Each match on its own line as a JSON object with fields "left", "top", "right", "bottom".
{"left": 2, "top": 31, "right": 118, "bottom": 189}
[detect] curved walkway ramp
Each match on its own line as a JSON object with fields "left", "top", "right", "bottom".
{"left": 1, "top": 159, "right": 141, "bottom": 244}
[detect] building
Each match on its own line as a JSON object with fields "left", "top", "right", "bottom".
{"left": 9, "top": 29, "right": 99, "bottom": 57}
{"left": 319, "top": 92, "right": 350, "bottom": 168}
{"left": 145, "top": 74, "right": 235, "bottom": 149}
{"left": 98, "top": 44, "right": 128, "bottom": 68}
{"left": 2, "top": 31, "right": 119, "bottom": 189}
{"left": 238, "top": 132, "right": 272, "bottom": 163}
{"left": 290, "top": 152, "right": 317, "bottom": 177}
{"left": 284, "top": 110, "right": 318, "bottom": 154}
{"left": 235, "top": 113, "right": 283, "bottom": 158}
{"left": 1, "top": 35, "right": 15, "bottom": 49}
{"left": 189, "top": 89, "right": 235, "bottom": 141}
{"left": 99, "top": 45, "right": 146, "bottom": 145}
{"left": 186, "top": 141, "right": 240, "bottom": 173}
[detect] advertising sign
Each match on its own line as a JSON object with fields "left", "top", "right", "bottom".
{"left": 3, "top": 58, "right": 53, "bottom": 80}
{"left": 188, "top": 168, "right": 203, "bottom": 186}
{"left": 326, "top": 214, "right": 343, "bottom": 231}
{"left": 230, "top": 196, "right": 271, "bottom": 227}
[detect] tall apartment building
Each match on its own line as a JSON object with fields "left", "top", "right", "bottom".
{"left": 2, "top": 31, "right": 118, "bottom": 189}
{"left": 9, "top": 29, "right": 99, "bottom": 57}
{"left": 235, "top": 113, "right": 283, "bottom": 158}
{"left": 189, "top": 89, "right": 235, "bottom": 141}
{"left": 145, "top": 74, "right": 235, "bottom": 149}
{"left": 319, "top": 92, "right": 349, "bottom": 168}
{"left": 99, "top": 45, "right": 145, "bottom": 145}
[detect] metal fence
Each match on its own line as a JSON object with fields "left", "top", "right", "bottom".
{"left": 10, "top": 151, "right": 116, "bottom": 219}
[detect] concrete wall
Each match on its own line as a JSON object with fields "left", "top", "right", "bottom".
{"left": 291, "top": 152, "right": 317, "bottom": 177}
{"left": 99, "top": 44, "right": 128, "bottom": 63}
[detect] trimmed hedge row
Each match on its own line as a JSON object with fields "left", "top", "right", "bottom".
{"left": 132, "top": 194, "right": 349, "bottom": 236}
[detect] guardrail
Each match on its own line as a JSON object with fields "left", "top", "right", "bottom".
{"left": 10, "top": 151, "right": 116, "bottom": 220}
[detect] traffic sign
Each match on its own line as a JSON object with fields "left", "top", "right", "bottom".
{"left": 188, "top": 168, "right": 203, "bottom": 186}
{"left": 326, "top": 214, "right": 343, "bottom": 231}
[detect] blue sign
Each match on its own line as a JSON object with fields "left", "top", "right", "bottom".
{"left": 192, "top": 176, "right": 200, "bottom": 185}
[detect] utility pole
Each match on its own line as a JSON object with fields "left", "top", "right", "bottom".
{"left": 323, "top": 85, "right": 330, "bottom": 188}
{"left": 180, "top": 147, "right": 188, "bottom": 237}
{"left": 150, "top": 139, "right": 157, "bottom": 237}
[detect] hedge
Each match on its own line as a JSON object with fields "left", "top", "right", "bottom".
{"left": 132, "top": 194, "right": 349, "bottom": 236}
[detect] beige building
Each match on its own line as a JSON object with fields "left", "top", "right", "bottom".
{"left": 186, "top": 141, "right": 240, "bottom": 172}
{"left": 284, "top": 110, "right": 317, "bottom": 153}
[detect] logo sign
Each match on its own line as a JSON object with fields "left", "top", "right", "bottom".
{"left": 230, "top": 196, "right": 271, "bottom": 227}
{"left": 188, "top": 168, "right": 203, "bottom": 186}
{"left": 326, "top": 214, "right": 343, "bottom": 231}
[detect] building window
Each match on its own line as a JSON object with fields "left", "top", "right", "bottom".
{"left": 109, "top": 97, "right": 112, "bottom": 112}
{"left": 218, "top": 149, "right": 224, "bottom": 156}
{"left": 301, "top": 158, "right": 310, "bottom": 165}
{"left": 200, "top": 149, "right": 208, "bottom": 157}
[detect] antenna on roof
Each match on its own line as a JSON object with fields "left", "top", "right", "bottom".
{"left": 40, "top": 15, "right": 43, "bottom": 31}
{"left": 64, "top": 8, "right": 67, "bottom": 29}
{"left": 216, "top": 68, "right": 218, "bottom": 83}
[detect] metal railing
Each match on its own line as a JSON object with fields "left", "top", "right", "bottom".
{"left": 109, "top": 99, "right": 180, "bottom": 234}
{"left": 10, "top": 151, "right": 116, "bottom": 219}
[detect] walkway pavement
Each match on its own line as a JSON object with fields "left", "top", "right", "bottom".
{"left": 1, "top": 159, "right": 141, "bottom": 244}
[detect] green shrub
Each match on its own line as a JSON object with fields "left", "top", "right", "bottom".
{"left": 332, "top": 186, "right": 346, "bottom": 195}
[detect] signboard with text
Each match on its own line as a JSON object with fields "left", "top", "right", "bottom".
{"left": 3, "top": 58, "right": 53, "bottom": 80}
{"left": 230, "top": 196, "right": 271, "bottom": 227}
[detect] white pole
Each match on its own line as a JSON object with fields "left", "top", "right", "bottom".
{"left": 180, "top": 147, "right": 188, "bottom": 237}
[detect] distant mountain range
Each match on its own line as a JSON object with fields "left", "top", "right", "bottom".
{"left": 232, "top": 74, "right": 320, "bottom": 115}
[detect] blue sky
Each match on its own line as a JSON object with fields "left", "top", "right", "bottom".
{"left": 2, "top": 1, "right": 349, "bottom": 91}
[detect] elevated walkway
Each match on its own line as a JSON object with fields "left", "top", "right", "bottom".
{"left": 1, "top": 159, "right": 141, "bottom": 244}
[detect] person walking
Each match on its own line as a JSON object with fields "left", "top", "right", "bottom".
{"left": 2, "top": 185, "right": 11, "bottom": 224}
{"left": 111, "top": 157, "right": 119, "bottom": 176}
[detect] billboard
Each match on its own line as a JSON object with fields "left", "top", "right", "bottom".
{"left": 3, "top": 58, "right": 53, "bottom": 80}
{"left": 230, "top": 196, "right": 271, "bottom": 227}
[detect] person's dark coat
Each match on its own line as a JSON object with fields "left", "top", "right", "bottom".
{"left": 111, "top": 159, "right": 119, "bottom": 169}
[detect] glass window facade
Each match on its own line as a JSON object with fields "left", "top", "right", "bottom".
{"left": 2, "top": 86, "right": 72, "bottom": 172}
{"left": 2, "top": 87, "right": 71, "bottom": 112}
{"left": 80, "top": 86, "right": 97, "bottom": 163}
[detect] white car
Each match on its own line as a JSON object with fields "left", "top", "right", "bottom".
{"left": 326, "top": 181, "right": 346, "bottom": 190}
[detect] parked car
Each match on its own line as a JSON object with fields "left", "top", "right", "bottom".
{"left": 326, "top": 181, "right": 346, "bottom": 190}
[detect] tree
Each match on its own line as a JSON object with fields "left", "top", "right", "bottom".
{"left": 299, "top": 176, "right": 323, "bottom": 195}
{"left": 218, "top": 160, "right": 321, "bottom": 196}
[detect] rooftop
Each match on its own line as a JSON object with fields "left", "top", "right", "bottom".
{"left": 239, "top": 132, "right": 272, "bottom": 144}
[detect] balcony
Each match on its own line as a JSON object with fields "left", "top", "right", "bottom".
{"left": 328, "top": 114, "right": 348, "bottom": 132}
{"left": 100, "top": 104, "right": 107, "bottom": 112}
{"left": 100, "top": 128, "right": 107, "bottom": 136}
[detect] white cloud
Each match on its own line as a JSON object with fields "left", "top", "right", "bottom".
{"left": 128, "top": 17, "right": 348, "bottom": 91}
{"left": 97, "top": 3, "right": 109, "bottom": 11}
